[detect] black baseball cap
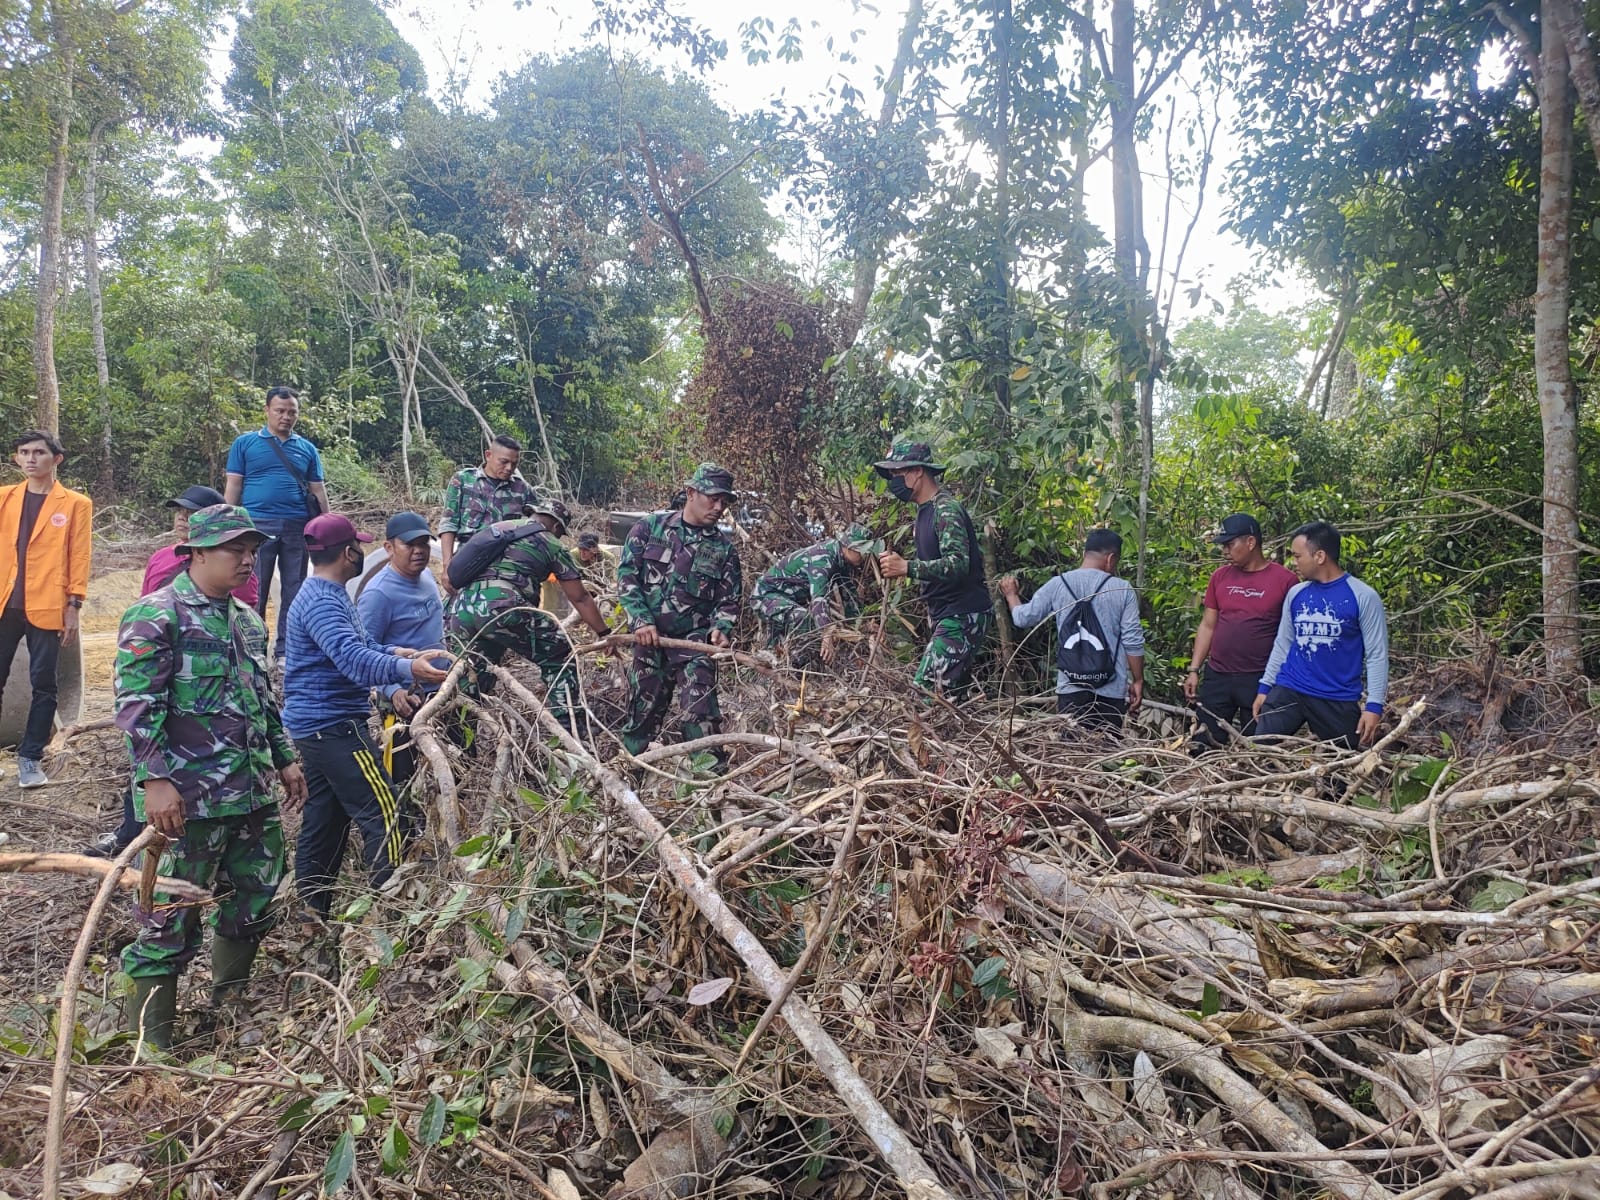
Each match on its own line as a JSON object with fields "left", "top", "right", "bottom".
{"left": 1211, "top": 514, "right": 1263, "bottom": 544}
{"left": 385, "top": 512, "right": 432, "bottom": 542}
{"left": 166, "top": 485, "right": 227, "bottom": 511}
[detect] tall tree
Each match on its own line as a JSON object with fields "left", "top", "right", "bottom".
{"left": 1536, "top": 0, "right": 1582, "bottom": 675}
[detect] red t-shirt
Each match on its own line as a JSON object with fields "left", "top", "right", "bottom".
{"left": 142, "top": 544, "right": 260, "bottom": 607}
{"left": 1202, "top": 561, "right": 1298, "bottom": 675}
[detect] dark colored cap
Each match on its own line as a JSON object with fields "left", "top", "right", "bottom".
{"left": 577, "top": 532, "right": 600, "bottom": 550}
{"left": 179, "top": 504, "right": 269, "bottom": 551}
{"left": 685, "top": 463, "right": 736, "bottom": 497}
{"left": 1211, "top": 514, "right": 1263, "bottom": 544}
{"left": 873, "top": 436, "right": 944, "bottom": 477}
{"left": 385, "top": 511, "right": 431, "bottom": 542}
{"left": 527, "top": 499, "right": 573, "bottom": 531}
{"left": 167, "top": 485, "right": 227, "bottom": 511}
{"left": 304, "top": 512, "right": 375, "bottom": 551}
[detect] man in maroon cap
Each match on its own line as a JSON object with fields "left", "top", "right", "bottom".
{"left": 282, "top": 514, "right": 450, "bottom": 951}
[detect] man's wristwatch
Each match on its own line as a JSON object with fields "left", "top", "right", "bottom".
{"left": 66, "top": 598, "right": 83, "bottom": 609}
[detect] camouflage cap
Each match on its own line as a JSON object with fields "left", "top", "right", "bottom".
{"left": 685, "top": 462, "right": 736, "bottom": 496}
{"left": 839, "top": 522, "right": 884, "bottom": 556}
{"left": 873, "top": 437, "right": 944, "bottom": 477}
{"left": 527, "top": 498, "right": 574, "bottom": 531}
{"left": 178, "top": 504, "right": 269, "bottom": 552}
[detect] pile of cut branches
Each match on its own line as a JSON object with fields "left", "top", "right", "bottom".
{"left": 4, "top": 642, "right": 1600, "bottom": 1200}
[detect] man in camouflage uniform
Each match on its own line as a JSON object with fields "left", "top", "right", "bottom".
{"left": 875, "top": 438, "right": 994, "bottom": 696}
{"left": 439, "top": 434, "right": 540, "bottom": 588}
{"left": 447, "top": 515, "right": 610, "bottom": 729}
{"left": 617, "top": 464, "right": 741, "bottom": 766}
{"left": 754, "top": 523, "right": 882, "bottom": 664}
{"left": 115, "top": 505, "right": 308, "bottom": 1049}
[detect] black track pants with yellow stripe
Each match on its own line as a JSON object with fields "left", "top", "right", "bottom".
{"left": 292, "top": 719, "right": 407, "bottom": 919}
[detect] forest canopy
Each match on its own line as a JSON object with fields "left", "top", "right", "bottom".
{"left": 0, "top": 0, "right": 1596, "bottom": 674}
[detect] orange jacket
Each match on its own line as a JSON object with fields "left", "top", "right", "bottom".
{"left": 0, "top": 481, "right": 93, "bottom": 630}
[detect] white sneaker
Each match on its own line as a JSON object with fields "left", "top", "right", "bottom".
{"left": 17, "top": 758, "right": 49, "bottom": 789}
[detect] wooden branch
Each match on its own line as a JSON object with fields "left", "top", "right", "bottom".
{"left": 576, "top": 632, "right": 777, "bottom": 675}
{"left": 0, "top": 849, "right": 205, "bottom": 901}
{"left": 409, "top": 670, "right": 733, "bottom": 1189}
{"left": 634, "top": 125, "right": 714, "bottom": 324}
{"left": 1044, "top": 1006, "right": 1395, "bottom": 1200}
{"left": 1439, "top": 488, "right": 1600, "bottom": 557}
{"left": 44, "top": 827, "right": 165, "bottom": 1200}
{"left": 489, "top": 666, "right": 959, "bottom": 1200}
{"left": 734, "top": 783, "right": 869, "bottom": 1069}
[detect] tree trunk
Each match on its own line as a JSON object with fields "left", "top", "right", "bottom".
{"left": 1108, "top": 0, "right": 1138, "bottom": 450}
{"left": 33, "top": 29, "right": 72, "bottom": 438}
{"left": 1550, "top": 0, "right": 1600, "bottom": 167}
{"left": 1536, "top": 0, "right": 1584, "bottom": 677}
{"left": 989, "top": 0, "right": 1013, "bottom": 423}
{"left": 843, "top": 0, "right": 925, "bottom": 341}
{"left": 83, "top": 124, "right": 113, "bottom": 494}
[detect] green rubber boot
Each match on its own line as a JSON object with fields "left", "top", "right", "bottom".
{"left": 209, "top": 936, "right": 261, "bottom": 1008}
{"left": 127, "top": 975, "right": 178, "bottom": 1050}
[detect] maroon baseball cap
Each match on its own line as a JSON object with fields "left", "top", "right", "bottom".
{"left": 304, "top": 512, "right": 375, "bottom": 551}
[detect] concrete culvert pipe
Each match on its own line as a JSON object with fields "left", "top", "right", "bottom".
{"left": 0, "top": 636, "right": 84, "bottom": 747}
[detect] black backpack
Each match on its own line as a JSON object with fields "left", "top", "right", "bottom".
{"left": 1055, "top": 572, "right": 1120, "bottom": 688}
{"left": 446, "top": 520, "right": 548, "bottom": 590}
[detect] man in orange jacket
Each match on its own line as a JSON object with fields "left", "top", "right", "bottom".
{"left": 0, "top": 430, "right": 92, "bottom": 788}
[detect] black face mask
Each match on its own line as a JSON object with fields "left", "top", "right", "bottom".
{"left": 887, "top": 476, "right": 915, "bottom": 503}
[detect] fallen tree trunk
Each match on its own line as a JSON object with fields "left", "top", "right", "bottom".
{"left": 1268, "top": 934, "right": 1548, "bottom": 1018}
{"left": 1040, "top": 1003, "right": 1396, "bottom": 1200}
{"left": 489, "top": 665, "right": 960, "bottom": 1200}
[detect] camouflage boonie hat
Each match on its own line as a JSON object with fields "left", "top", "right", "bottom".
{"left": 685, "top": 463, "right": 736, "bottom": 496}
{"left": 873, "top": 437, "right": 944, "bottom": 477}
{"left": 178, "top": 504, "right": 269, "bottom": 553}
{"left": 527, "top": 499, "right": 574, "bottom": 531}
{"left": 839, "top": 522, "right": 884, "bottom": 556}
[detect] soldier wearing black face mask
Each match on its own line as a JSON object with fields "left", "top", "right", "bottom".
{"left": 873, "top": 438, "right": 993, "bottom": 695}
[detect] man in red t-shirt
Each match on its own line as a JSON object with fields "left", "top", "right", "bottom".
{"left": 1183, "top": 514, "right": 1297, "bottom": 746}
{"left": 141, "top": 486, "right": 260, "bottom": 605}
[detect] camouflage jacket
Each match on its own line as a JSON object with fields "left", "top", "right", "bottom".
{"left": 617, "top": 511, "right": 741, "bottom": 640}
{"left": 911, "top": 488, "right": 991, "bottom": 620}
{"left": 439, "top": 467, "right": 540, "bottom": 540}
{"left": 115, "top": 570, "right": 295, "bottom": 820}
{"left": 449, "top": 523, "right": 581, "bottom": 626}
{"left": 753, "top": 539, "right": 862, "bottom": 625}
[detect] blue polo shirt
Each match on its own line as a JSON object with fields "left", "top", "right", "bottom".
{"left": 355, "top": 565, "right": 445, "bottom": 701}
{"left": 225, "top": 428, "right": 325, "bottom": 522}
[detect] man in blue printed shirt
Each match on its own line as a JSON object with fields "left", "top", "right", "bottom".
{"left": 282, "top": 514, "right": 449, "bottom": 932}
{"left": 224, "top": 386, "right": 329, "bottom": 661}
{"left": 356, "top": 512, "right": 445, "bottom": 798}
{"left": 1253, "top": 521, "right": 1389, "bottom": 748}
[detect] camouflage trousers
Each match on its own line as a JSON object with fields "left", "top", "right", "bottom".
{"left": 622, "top": 644, "right": 723, "bottom": 764}
{"left": 914, "top": 611, "right": 994, "bottom": 697}
{"left": 754, "top": 591, "right": 823, "bottom": 648}
{"left": 449, "top": 601, "right": 580, "bottom": 724}
{"left": 122, "top": 806, "right": 285, "bottom": 980}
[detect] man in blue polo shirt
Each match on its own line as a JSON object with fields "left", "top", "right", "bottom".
{"left": 1253, "top": 521, "right": 1389, "bottom": 749}
{"left": 356, "top": 511, "right": 445, "bottom": 802}
{"left": 224, "top": 386, "right": 329, "bottom": 661}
